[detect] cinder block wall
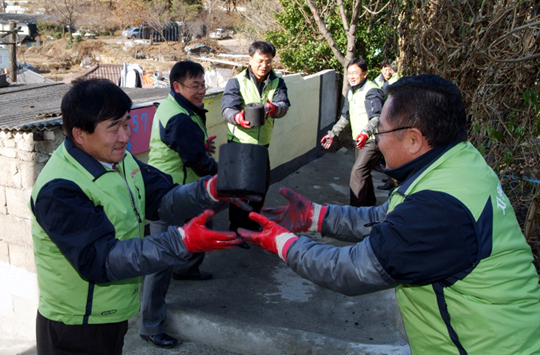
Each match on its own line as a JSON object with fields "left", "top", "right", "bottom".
{"left": 0, "top": 69, "right": 338, "bottom": 342}
{"left": 0, "top": 128, "right": 65, "bottom": 340}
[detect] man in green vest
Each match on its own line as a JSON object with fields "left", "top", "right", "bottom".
{"left": 320, "top": 58, "right": 385, "bottom": 207}
{"left": 221, "top": 41, "right": 290, "bottom": 231}
{"left": 374, "top": 58, "right": 400, "bottom": 92}
{"left": 239, "top": 75, "right": 540, "bottom": 354}
{"left": 30, "top": 78, "right": 250, "bottom": 355}
{"left": 140, "top": 60, "right": 219, "bottom": 348}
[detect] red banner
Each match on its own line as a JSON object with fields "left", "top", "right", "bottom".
{"left": 128, "top": 105, "right": 156, "bottom": 155}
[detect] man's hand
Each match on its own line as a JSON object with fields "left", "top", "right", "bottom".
{"left": 234, "top": 110, "right": 251, "bottom": 129}
{"left": 179, "top": 210, "right": 243, "bottom": 253}
{"left": 265, "top": 98, "right": 277, "bottom": 117}
{"left": 261, "top": 187, "right": 327, "bottom": 232}
{"left": 205, "top": 135, "right": 216, "bottom": 155}
{"left": 355, "top": 133, "right": 369, "bottom": 149}
{"left": 320, "top": 134, "right": 334, "bottom": 149}
{"left": 238, "top": 212, "right": 298, "bottom": 261}
{"left": 205, "top": 175, "right": 262, "bottom": 212}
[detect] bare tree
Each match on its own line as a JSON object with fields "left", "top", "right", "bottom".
{"left": 146, "top": 0, "right": 174, "bottom": 43}
{"left": 77, "top": 0, "right": 119, "bottom": 34}
{"left": 241, "top": 0, "right": 282, "bottom": 41}
{"left": 113, "top": 0, "right": 148, "bottom": 29}
{"left": 302, "top": 0, "right": 391, "bottom": 96}
{"left": 31, "top": 0, "right": 82, "bottom": 39}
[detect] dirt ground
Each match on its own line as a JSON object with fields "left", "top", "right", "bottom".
{"left": 17, "top": 34, "right": 252, "bottom": 81}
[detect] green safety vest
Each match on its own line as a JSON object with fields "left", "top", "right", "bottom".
{"left": 374, "top": 73, "right": 400, "bottom": 89}
{"left": 388, "top": 141, "right": 540, "bottom": 354}
{"left": 348, "top": 80, "right": 379, "bottom": 139}
{"left": 227, "top": 69, "right": 278, "bottom": 146}
{"left": 148, "top": 93, "right": 208, "bottom": 185}
{"left": 31, "top": 143, "right": 146, "bottom": 325}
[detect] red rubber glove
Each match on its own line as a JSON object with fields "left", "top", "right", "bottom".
{"left": 205, "top": 175, "right": 262, "bottom": 212}
{"left": 234, "top": 110, "right": 251, "bottom": 129}
{"left": 179, "top": 210, "right": 243, "bottom": 252}
{"left": 320, "top": 134, "right": 333, "bottom": 149}
{"left": 261, "top": 187, "right": 327, "bottom": 232}
{"left": 355, "top": 133, "right": 369, "bottom": 149}
{"left": 238, "top": 212, "right": 298, "bottom": 261}
{"left": 265, "top": 98, "right": 277, "bottom": 117}
{"left": 205, "top": 135, "right": 216, "bottom": 156}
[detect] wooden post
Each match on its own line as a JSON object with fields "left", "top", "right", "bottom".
{"left": 8, "top": 21, "right": 16, "bottom": 83}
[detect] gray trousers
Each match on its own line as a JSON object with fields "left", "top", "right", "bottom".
{"left": 138, "top": 219, "right": 205, "bottom": 336}
{"left": 349, "top": 140, "right": 381, "bottom": 207}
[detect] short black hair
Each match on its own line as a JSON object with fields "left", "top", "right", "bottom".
{"left": 248, "top": 41, "right": 276, "bottom": 57}
{"left": 61, "top": 78, "right": 132, "bottom": 139}
{"left": 347, "top": 58, "right": 368, "bottom": 72}
{"left": 385, "top": 75, "right": 467, "bottom": 147}
{"left": 380, "top": 59, "right": 393, "bottom": 70}
{"left": 169, "top": 60, "right": 205, "bottom": 91}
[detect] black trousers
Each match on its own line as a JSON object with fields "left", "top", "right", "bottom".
{"left": 36, "top": 311, "right": 127, "bottom": 355}
{"left": 228, "top": 148, "right": 271, "bottom": 232}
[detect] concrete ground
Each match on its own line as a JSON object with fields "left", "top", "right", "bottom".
{"left": 2, "top": 148, "right": 410, "bottom": 355}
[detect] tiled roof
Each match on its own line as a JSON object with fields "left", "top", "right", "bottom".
{"left": 63, "top": 64, "right": 124, "bottom": 84}
{"left": 0, "top": 13, "right": 41, "bottom": 24}
{"left": 0, "top": 82, "right": 170, "bottom": 131}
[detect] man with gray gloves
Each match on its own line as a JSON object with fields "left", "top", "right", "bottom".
{"left": 320, "top": 58, "right": 384, "bottom": 207}
{"left": 240, "top": 75, "right": 540, "bottom": 354}
{"left": 30, "top": 78, "right": 253, "bottom": 355}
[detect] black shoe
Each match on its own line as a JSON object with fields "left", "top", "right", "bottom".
{"left": 140, "top": 333, "right": 179, "bottom": 348}
{"left": 377, "top": 182, "right": 395, "bottom": 190}
{"left": 172, "top": 271, "right": 213, "bottom": 281}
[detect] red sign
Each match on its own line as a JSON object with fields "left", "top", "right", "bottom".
{"left": 128, "top": 105, "right": 156, "bottom": 155}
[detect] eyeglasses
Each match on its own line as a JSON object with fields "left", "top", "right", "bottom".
{"left": 178, "top": 81, "right": 206, "bottom": 92}
{"left": 373, "top": 126, "right": 413, "bottom": 143}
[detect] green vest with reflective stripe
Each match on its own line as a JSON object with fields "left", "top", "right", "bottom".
{"left": 374, "top": 74, "right": 400, "bottom": 89}
{"left": 387, "top": 142, "right": 540, "bottom": 354}
{"left": 348, "top": 80, "right": 379, "bottom": 139}
{"left": 148, "top": 93, "right": 208, "bottom": 185}
{"left": 227, "top": 69, "right": 278, "bottom": 146}
{"left": 388, "top": 73, "right": 400, "bottom": 84}
{"left": 31, "top": 143, "right": 146, "bottom": 325}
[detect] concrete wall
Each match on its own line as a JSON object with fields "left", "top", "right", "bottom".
{"left": 0, "top": 69, "right": 339, "bottom": 342}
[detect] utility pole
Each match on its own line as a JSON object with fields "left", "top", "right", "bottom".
{"left": 8, "top": 21, "right": 16, "bottom": 83}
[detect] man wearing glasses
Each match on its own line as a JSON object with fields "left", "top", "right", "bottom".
{"left": 240, "top": 75, "right": 540, "bottom": 354}
{"left": 141, "top": 60, "right": 218, "bottom": 348}
{"left": 221, "top": 41, "right": 291, "bottom": 232}
{"left": 321, "top": 58, "right": 384, "bottom": 207}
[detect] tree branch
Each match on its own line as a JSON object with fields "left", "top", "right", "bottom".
{"left": 304, "top": 0, "right": 345, "bottom": 65}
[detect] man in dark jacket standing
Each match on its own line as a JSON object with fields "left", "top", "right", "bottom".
{"left": 30, "top": 78, "right": 249, "bottom": 355}
{"left": 140, "top": 61, "right": 218, "bottom": 348}
{"left": 240, "top": 75, "right": 540, "bottom": 354}
{"left": 221, "top": 41, "right": 290, "bottom": 231}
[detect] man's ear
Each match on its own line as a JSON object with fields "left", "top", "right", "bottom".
{"left": 407, "top": 128, "right": 427, "bottom": 155}
{"left": 172, "top": 80, "right": 181, "bottom": 93}
{"left": 72, "top": 127, "right": 86, "bottom": 146}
